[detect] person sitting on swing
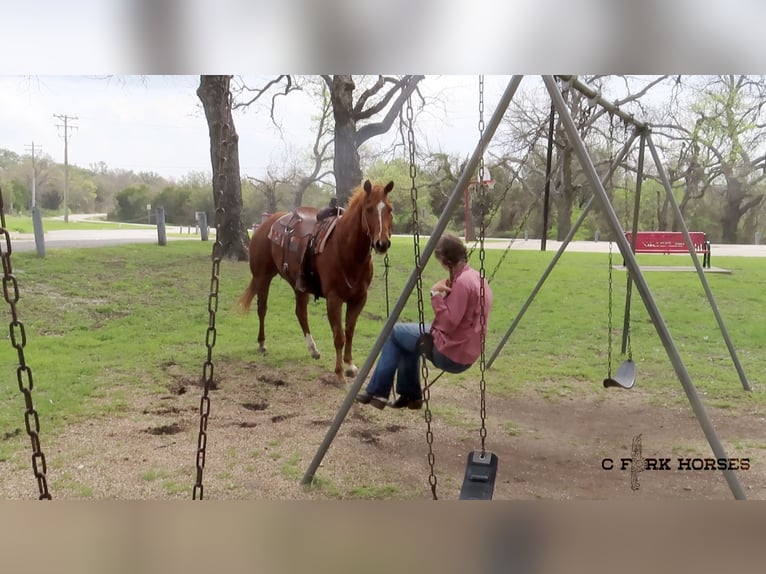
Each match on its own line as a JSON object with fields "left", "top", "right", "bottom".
{"left": 357, "top": 233, "right": 493, "bottom": 410}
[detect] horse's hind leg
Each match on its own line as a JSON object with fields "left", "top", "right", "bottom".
{"left": 295, "top": 291, "right": 321, "bottom": 360}
{"left": 255, "top": 278, "right": 273, "bottom": 354}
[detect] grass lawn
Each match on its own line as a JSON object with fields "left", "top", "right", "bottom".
{"left": 0, "top": 236, "right": 763, "bottom": 456}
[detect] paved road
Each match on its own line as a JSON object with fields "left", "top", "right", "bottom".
{"left": 9, "top": 228, "right": 766, "bottom": 258}
{"left": 9, "top": 227, "right": 207, "bottom": 253}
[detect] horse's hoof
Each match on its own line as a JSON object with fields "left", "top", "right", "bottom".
{"left": 311, "top": 352, "right": 321, "bottom": 360}
{"left": 344, "top": 365, "right": 358, "bottom": 377}
{"left": 258, "top": 347, "right": 267, "bottom": 355}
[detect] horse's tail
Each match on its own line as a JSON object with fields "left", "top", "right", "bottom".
{"left": 238, "top": 278, "right": 257, "bottom": 314}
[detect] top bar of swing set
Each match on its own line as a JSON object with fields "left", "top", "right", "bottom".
{"left": 301, "top": 75, "right": 525, "bottom": 487}
{"left": 556, "top": 75, "right": 650, "bottom": 131}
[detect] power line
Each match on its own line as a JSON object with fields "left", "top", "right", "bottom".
{"left": 54, "top": 114, "right": 78, "bottom": 223}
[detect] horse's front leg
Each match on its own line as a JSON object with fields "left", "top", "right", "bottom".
{"left": 325, "top": 295, "right": 346, "bottom": 381}
{"left": 342, "top": 294, "right": 367, "bottom": 378}
{"left": 295, "top": 291, "right": 320, "bottom": 359}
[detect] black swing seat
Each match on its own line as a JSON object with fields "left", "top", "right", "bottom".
{"left": 459, "top": 450, "right": 499, "bottom": 500}
{"left": 417, "top": 332, "right": 434, "bottom": 361}
{"left": 603, "top": 359, "right": 637, "bottom": 389}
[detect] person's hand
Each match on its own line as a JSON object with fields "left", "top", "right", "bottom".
{"left": 431, "top": 278, "right": 451, "bottom": 295}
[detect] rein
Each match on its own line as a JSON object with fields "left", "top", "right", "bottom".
{"left": 335, "top": 201, "right": 375, "bottom": 290}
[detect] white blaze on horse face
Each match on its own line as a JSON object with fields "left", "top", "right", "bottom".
{"left": 305, "top": 333, "right": 321, "bottom": 359}
{"left": 376, "top": 201, "right": 387, "bottom": 241}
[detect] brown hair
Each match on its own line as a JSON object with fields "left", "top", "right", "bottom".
{"left": 434, "top": 233, "right": 467, "bottom": 268}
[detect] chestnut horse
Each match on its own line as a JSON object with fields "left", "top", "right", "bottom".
{"left": 239, "top": 180, "right": 394, "bottom": 381}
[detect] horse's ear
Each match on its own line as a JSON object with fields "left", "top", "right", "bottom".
{"left": 384, "top": 181, "right": 394, "bottom": 194}
{"left": 364, "top": 180, "right": 372, "bottom": 194}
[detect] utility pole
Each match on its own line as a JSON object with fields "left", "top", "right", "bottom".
{"left": 25, "top": 141, "right": 45, "bottom": 257}
{"left": 24, "top": 141, "right": 42, "bottom": 208}
{"left": 54, "top": 114, "right": 77, "bottom": 223}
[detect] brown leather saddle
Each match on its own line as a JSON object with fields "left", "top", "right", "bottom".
{"left": 268, "top": 207, "right": 341, "bottom": 298}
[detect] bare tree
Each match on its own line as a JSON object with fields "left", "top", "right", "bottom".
{"left": 322, "top": 75, "right": 424, "bottom": 203}
{"left": 197, "top": 75, "right": 250, "bottom": 260}
{"left": 649, "top": 117, "right": 712, "bottom": 231}
{"left": 497, "top": 75, "right": 670, "bottom": 240}
{"left": 654, "top": 75, "right": 766, "bottom": 243}
{"left": 234, "top": 75, "right": 425, "bottom": 205}
{"left": 245, "top": 170, "right": 291, "bottom": 214}
{"left": 291, "top": 80, "right": 334, "bottom": 207}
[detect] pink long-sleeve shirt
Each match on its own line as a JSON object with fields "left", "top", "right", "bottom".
{"left": 430, "top": 263, "right": 493, "bottom": 365}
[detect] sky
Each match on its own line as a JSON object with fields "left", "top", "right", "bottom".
{"left": 0, "top": 75, "right": 515, "bottom": 181}
{"left": 2, "top": 0, "right": 765, "bottom": 183}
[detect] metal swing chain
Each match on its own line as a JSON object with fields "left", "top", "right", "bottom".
{"left": 485, "top": 182, "right": 542, "bottom": 285}
{"left": 607, "top": 239, "right": 613, "bottom": 379}
{"left": 606, "top": 112, "right": 614, "bottom": 379}
{"left": 472, "top": 124, "right": 550, "bottom": 284}
{"left": 193, "top": 87, "right": 230, "bottom": 501}
{"left": 477, "top": 75, "right": 489, "bottom": 455}
{"left": 406, "top": 96, "right": 438, "bottom": 500}
{"left": 621, "top": 122, "right": 634, "bottom": 362}
{"left": 383, "top": 253, "right": 390, "bottom": 318}
{"left": 0, "top": 188, "right": 51, "bottom": 500}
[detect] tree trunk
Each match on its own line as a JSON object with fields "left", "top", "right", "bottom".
{"left": 197, "top": 75, "right": 249, "bottom": 261}
{"left": 721, "top": 201, "right": 741, "bottom": 244}
{"left": 720, "top": 176, "right": 745, "bottom": 244}
{"left": 293, "top": 178, "right": 312, "bottom": 208}
{"left": 330, "top": 75, "right": 362, "bottom": 205}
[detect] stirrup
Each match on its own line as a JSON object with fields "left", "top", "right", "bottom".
{"left": 603, "top": 359, "right": 637, "bottom": 389}
{"left": 459, "top": 450, "right": 498, "bottom": 500}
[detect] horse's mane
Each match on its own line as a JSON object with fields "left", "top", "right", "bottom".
{"left": 344, "top": 184, "right": 369, "bottom": 214}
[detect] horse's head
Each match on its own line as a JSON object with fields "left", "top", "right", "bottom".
{"left": 361, "top": 179, "right": 394, "bottom": 254}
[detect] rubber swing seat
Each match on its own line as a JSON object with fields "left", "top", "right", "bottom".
{"left": 603, "top": 359, "right": 636, "bottom": 389}
{"left": 459, "top": 450, "right": 498, "bottom": 500}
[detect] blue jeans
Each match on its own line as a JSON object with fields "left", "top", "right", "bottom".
{"left": 365, "top": 323, "right": 471, "bottom": 399}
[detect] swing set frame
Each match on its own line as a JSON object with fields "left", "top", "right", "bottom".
{"left": 303, "top": 75, "right": 752, "bottom": 501}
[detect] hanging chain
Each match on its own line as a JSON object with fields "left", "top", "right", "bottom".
{"left": 605, "top": 113, "right": 616, "bottom": 380}
{"left": 383, "top": 253, "right": 390, "bottom": 318}
{"left": 193, "top": 85, "right": 230, "bottom": 500}
{"left": 485, "top": 185, "right": 542, "bottom": 285}
{"left": 407, "top": 95, "right": 438, "bottom": 500}
{"left": 477, "top": 75, "right": 489, "bottom": 455}
{"left": 0, "top": 187, "right": 51, "bottom": 500}
{"left": 468, "top": 98, "right": 552, "bottom": 283}
{"left": 607, "top": 239, "right": 613, "bottom": 379}
{"left": 621, "top": 121, "right": 634, "bottom": 362}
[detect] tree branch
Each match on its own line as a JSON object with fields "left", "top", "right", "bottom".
{"left": 356, "top": 75, "right": 424, "bottom": 145}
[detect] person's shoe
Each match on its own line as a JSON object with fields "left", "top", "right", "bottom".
{"left": 356, "top": 392, "right": 387, "bottom": 410}
{"left": 389, "top": 395, "right": 424, "bottom": 410}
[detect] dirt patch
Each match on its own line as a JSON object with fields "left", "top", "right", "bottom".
{"left": 0, "top": 362, "right": 764, "bottom": 500}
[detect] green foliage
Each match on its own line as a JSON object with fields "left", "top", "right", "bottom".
{"left": 110, "top": 185, "right": 152, "bottom": 223}
{"left": 154, "top": 186, "right": 194, "bottom": 225}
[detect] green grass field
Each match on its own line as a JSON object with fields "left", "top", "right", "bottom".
{"left": 0, "top": 236, "right": 763, "bottom": 460}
